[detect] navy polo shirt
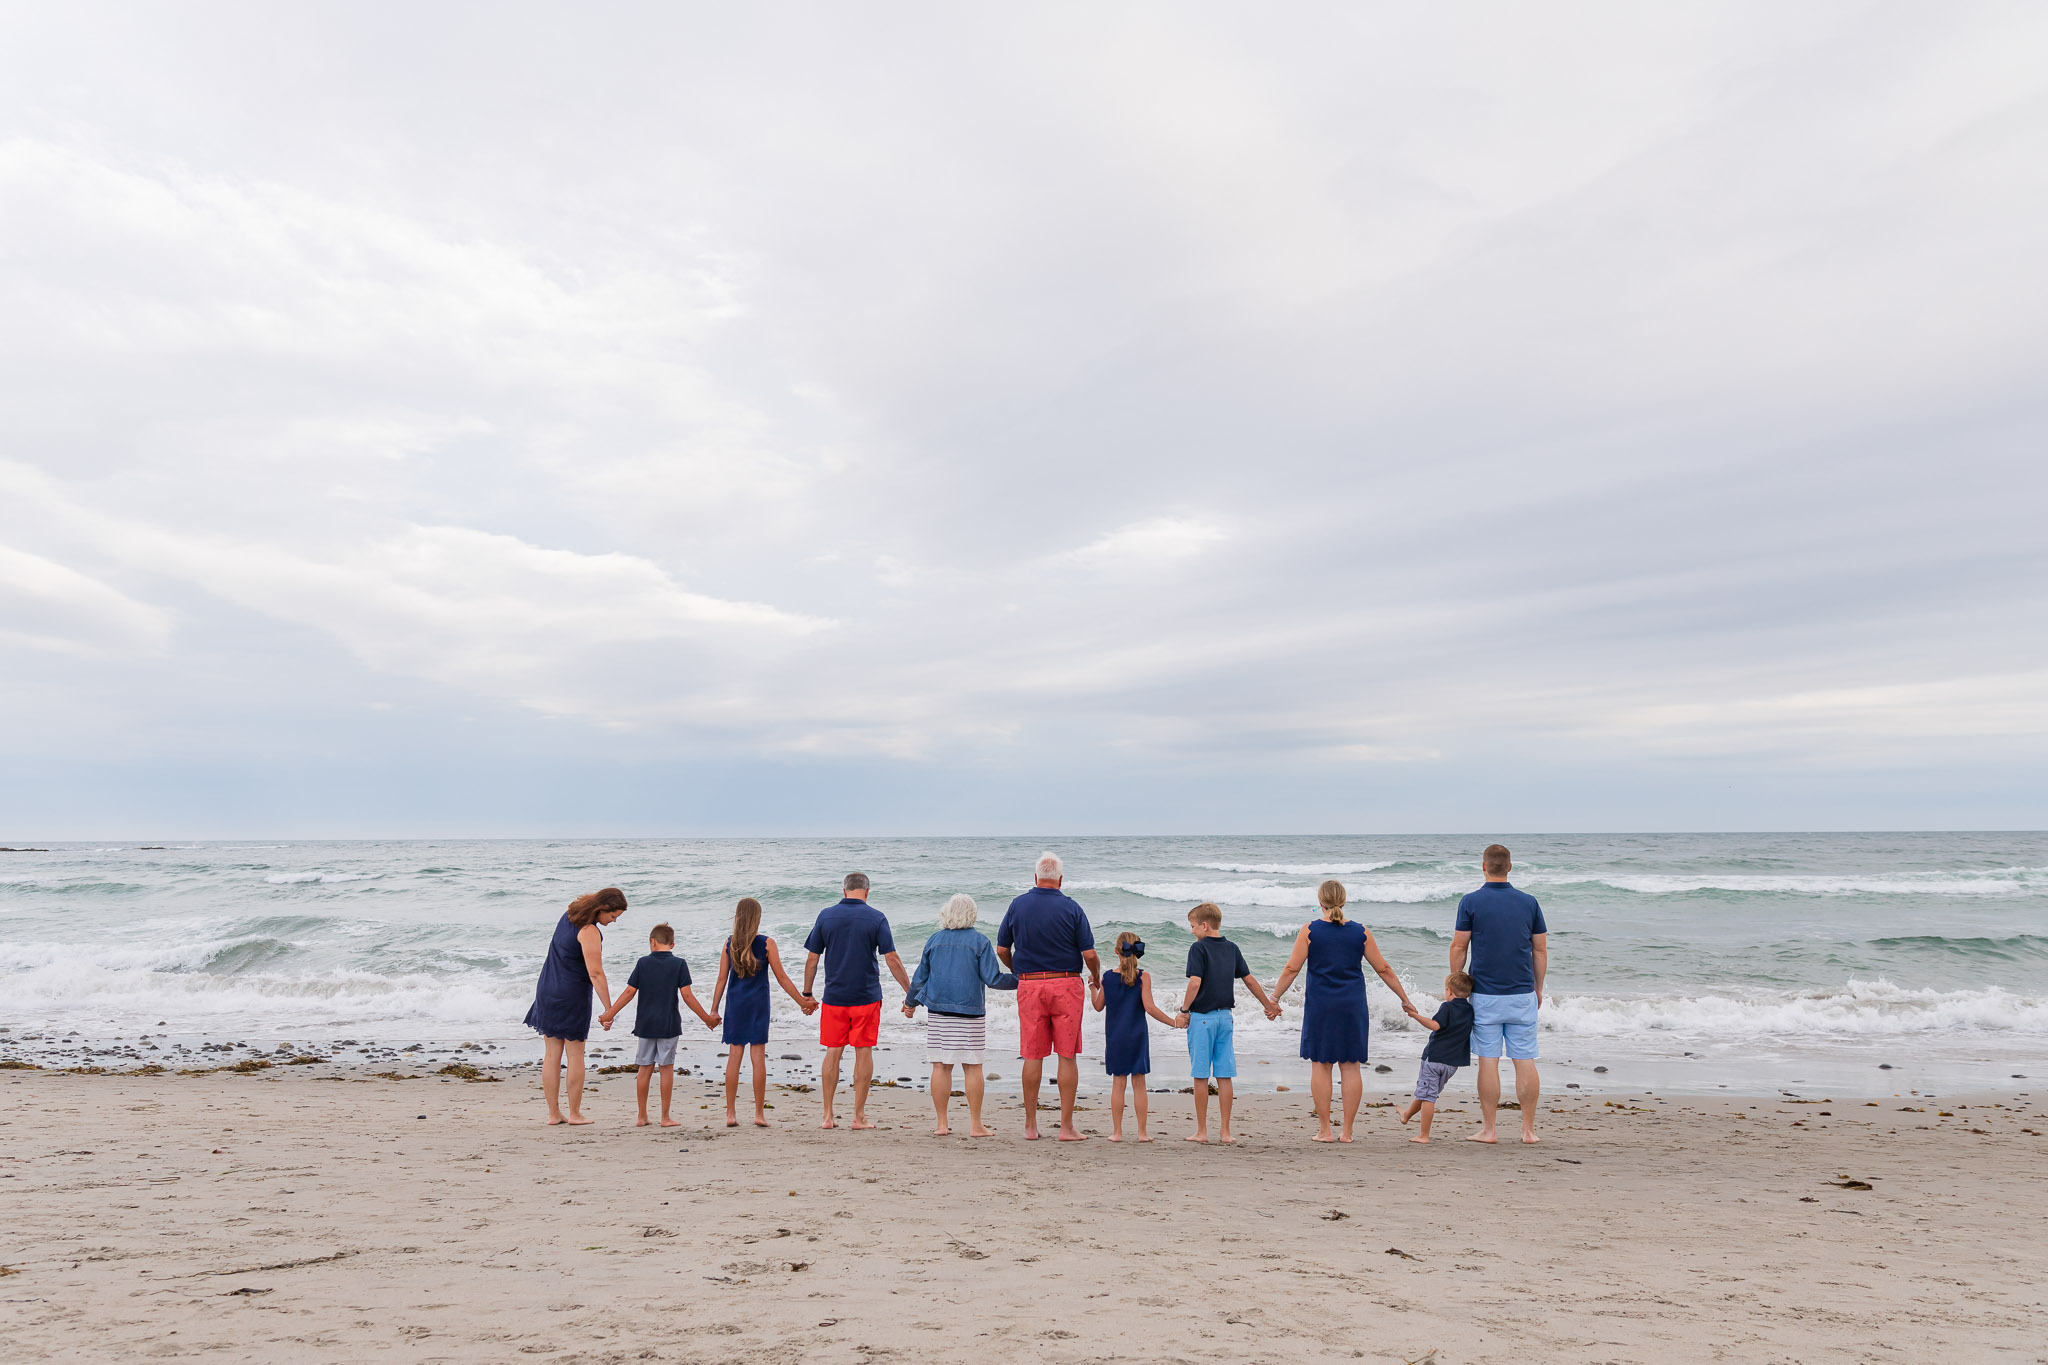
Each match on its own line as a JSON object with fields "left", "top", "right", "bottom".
{"left": 1454, "top": 881, "right": 1548, "bottom": 996}
{"left": 996, "top": 887, "right": 1095, "bottom": 974}
{"left": 803, "top": 898, "right": 897, "bottom": 1007}
{"left": 626, "top": 950, "right": 691, "bottom": 1039}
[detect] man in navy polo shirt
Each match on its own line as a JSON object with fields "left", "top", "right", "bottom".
{"left": 802, "top": 872, "right": 913, "bottom": 1131}
{"left": 1449, "top": 843, "right": 1548, "bottom": 1145}
{"left": 996, "top": 852, "right": 1102, "bottom": 1141}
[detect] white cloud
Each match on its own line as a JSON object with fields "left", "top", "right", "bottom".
{"left": 1054, "top": 518, "right": 1229, "bottom": 571}
{"left": 0, "top": 543, "right": 171, "bottom": 656}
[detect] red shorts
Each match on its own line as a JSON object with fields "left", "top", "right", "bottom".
{"left": 819, "top": 1000, "right": 881, "bottom": 1049}
{"left": 1017, "top": 976, "right": 1085, "bottom": 1059}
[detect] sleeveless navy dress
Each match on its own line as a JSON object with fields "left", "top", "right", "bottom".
{"left": 1299, "top": 918, "right": 1370, "bottom": 1064}
{"left": 524, "top": 913, "right": 597, "bottom": 1042}
{"left": 1101, "top": 970, "right": 1151, "bottom": 1076}
{"left": 721, "top": 934, "right": 772, "bottom": 1046}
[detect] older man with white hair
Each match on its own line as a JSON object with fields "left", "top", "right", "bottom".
{"left": 996, "top": 852, "right": 1102, "bottom": 1141}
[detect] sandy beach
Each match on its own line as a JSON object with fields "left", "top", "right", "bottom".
{"left": 3, "top": 1067, "right": 2043, "bottom": 1363}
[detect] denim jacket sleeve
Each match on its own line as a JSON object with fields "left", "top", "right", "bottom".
{"left": 907, "top": 945, "right": 932, "bottom": 1008}
{"left": 976, "top": 934, "right": 1018, "bottom": 992}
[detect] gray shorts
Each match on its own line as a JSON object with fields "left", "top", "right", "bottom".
{"left": 1414, "top": 1059, "right": 1458, "bottom": 1103}
{"left": 634, "top": 1036, "right": 679, "bottom": 1067}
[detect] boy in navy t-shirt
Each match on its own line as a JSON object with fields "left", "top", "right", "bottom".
{"left": 1172, "top": 901, "right": 1283, "bottom": 1145}
{"left": 600, "top": 923, "right": 719, "bottom": 1127}
{"left": 1398, "top": 971, "right": 1475, "bottom": 1144}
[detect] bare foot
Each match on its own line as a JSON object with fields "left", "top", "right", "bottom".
{"left": 1339, "top": 1130, "right": 1355, "bottom": 1143}
{"left": 969, "top": 1125, "right": 997, "bottom": 1137}
{"left": 1410, "top": 1134, "right": 1431, "bottom": 1144}
{"left": 1023, "top": 1125, "right": 1041, "bottom": 1140}
{"left": 1521, "top": 1132, "right": 1541, "bottom": 1144}
{"left": 821, "top": 1117, "right": 838, "bottom": 1129}
{"left": 1312, "top": 1132, "right": 1337, "bottom": 1142}
{"left": 1397, "top": 1107, "right": 1413, "bottom": 1126}
{"left": 545, "top": 1115, "right": 566, "bottom": 1126}
{"left": 564, "top": 1115, "right": 594, "bottom": 1126}
{"left": 1185, "top": 1132, "right": 1207, "bottom": 1143}
{"left": 933, "top": 1125, "right": 951, "bottom": 1136}
{"left": 635, "top": 1116, "right": 650, "bottom": 1127}
{"left": 660, "top": 1118, "right": 681, "bottom": 1127}
{"left": 1136, "top": 1132, "right": 1154, "bottom": 1143}
{"left": 1057, "top": 1128, "right": 1089, "bottom": 1141}
{"left": 725, "top": 1116, "right": 739, "bottom": 1127}
{"left": 1108, "top": 1133, "right": 1124, "bottom": 1143}
{"left": 753, "top": 1116, "right": 771, "bottom": 1128}
{"left": 1219, "top": 1133, "right": 1235, "bottom": 1145}
{"left": 1466, "top": 1130, "right": 1498, "bottom": 1144}
{"left": 851, "top": 1118, "right": 875, "bottom": 1130}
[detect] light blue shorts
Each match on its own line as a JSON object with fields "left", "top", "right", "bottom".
{"left": 634, "top": 1036, "right": 679, "bottom": 1067}
{"left": 1470, "top": 992, "right": 1540, "bottom": 1061}
{"left": 1186, "top": 1009, "right": 1237, "bottom": 1079}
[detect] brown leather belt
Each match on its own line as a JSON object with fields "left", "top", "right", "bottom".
{"left": 1017, "top": 971, "right": 1080, "bottom": 980}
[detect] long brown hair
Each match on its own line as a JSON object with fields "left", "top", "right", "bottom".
{"left": 1115, "top": 931, "right": 1142, "bottom": 987}
{"left": 567, "top": 887, "right": 627, "bottom": 927}
{"left": 1317, "top": 879, "right": 1346, "bottom": 925}
{"left": 730, "top": 897, "right": 763, "bottom": 977}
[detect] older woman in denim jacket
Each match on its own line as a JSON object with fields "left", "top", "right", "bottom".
{"left": 902, "top": 893, "right": 1017, "bottom": 1136}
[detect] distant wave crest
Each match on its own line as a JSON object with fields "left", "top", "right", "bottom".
{"left": 1542, "top": 979, "right": 2048, "bottom": 1039}
{"left": 1195, "top": 861, "right": 1399, "bottom": 876}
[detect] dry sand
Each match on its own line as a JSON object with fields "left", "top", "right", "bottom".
{"left": 3, "top": 1066, "right": 2045, "bottom": 1363}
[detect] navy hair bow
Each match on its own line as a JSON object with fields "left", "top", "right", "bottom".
{"left": 1121, "top": 940, "right": 1146, "bottom": 958}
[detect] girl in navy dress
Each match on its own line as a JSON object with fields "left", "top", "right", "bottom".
{"left": 1091, "top": 931, "right": 1184, "bottom": 1142}
{"left": 1271, "top": 879, "right": 1422, "bottom": 1143}
{"left": 710, "top": 896, "right": 812, "bottom": 1128}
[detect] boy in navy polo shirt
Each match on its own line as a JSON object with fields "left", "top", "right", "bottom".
{"left": 1398, "top": 971, "right": 1475, "bottom": 1143}
{"left": 600, "top": 923, "right": 719, "bottom": 1127}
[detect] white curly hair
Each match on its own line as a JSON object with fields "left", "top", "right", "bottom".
{"left": 936, "top": 893, "right": 979, "bottom": 929}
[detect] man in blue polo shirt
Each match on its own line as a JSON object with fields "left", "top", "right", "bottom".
{"left": 802, "top": 872, "right": 913, "bottom": 1131}
{"left": 996, "top": 852, "right": 1102, "bottom": 1141}
{"left": 1449, "top": 843, "right": 1548, "bottom": 1145}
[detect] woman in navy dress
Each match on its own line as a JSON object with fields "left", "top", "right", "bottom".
{"left": 1271, "top": 879, "right": 1422, "bottom": 1143}
{"left": 524, "top": 887, "right": 627, "bottom": 1125}
{"left": 1094, "top": 931, "right": 1184, "bottom": 1142}
{"left": 710, "top": 896, "right": 812, "bottom": 1128}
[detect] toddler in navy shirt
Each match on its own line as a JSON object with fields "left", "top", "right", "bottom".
{"left": 1398, "top": 971, "right": 1475, "bottom": 1144}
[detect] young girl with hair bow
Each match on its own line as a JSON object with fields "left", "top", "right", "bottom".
{"left": 1091, "top": 931, "right": 1185, "bottom": 1141}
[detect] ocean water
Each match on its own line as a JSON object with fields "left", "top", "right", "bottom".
{"left": 2, "top": 833, "right": 2043, "bottom": 1097}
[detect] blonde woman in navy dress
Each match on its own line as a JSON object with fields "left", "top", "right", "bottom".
{"left": 1270, "top": 879, "right": 1422, "bottom": 1142}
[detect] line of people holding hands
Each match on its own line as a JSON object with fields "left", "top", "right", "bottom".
{"left": 526, "top": 845, "right": 1550, "bottom": 1146}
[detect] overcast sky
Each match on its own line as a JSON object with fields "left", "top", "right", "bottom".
{"left": 2, "top": 3, "right": 2045, "bottom": 837}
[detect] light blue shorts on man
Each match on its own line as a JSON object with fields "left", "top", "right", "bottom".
{"left": 1470, "top": 992, "right": 1540, "bottom": 1061}
{"left": 1185, "top": 1009, "right": 1237, "bottom": 1079}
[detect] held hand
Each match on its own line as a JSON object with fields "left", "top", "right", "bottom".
{"left": 706, "top": 1014, "right": 722, "bottom": 1029}
{"left": 901, "top": 1004, "right": 916, "bottom": 1019}
{"left": 599, "top": 1015, "right": 613, "bottom": 1032}
{"left": 1264, "top": 1003, "right": 1281, "bottom": 1021}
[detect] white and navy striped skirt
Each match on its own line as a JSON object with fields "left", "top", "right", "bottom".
{"left": 925, "top": 1011, "right": 987, "bottom": 1066}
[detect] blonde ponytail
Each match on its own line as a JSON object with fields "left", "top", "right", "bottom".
{"left": 1317, "top": 879, "right": 1347, "bottom": 925}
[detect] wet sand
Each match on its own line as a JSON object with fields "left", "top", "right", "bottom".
{"left": 2, "top": 1067, "right": 2044, "bottom": 1362}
